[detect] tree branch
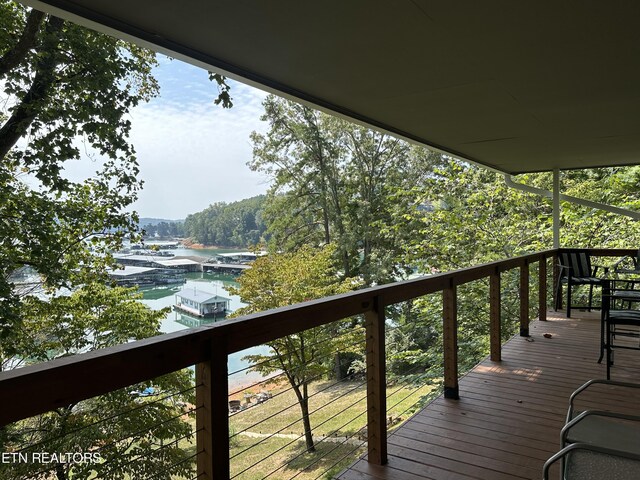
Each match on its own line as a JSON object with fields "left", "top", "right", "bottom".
{"left": 0, "top": 9, "right": 45, "bottom": 77}
{"left": 0, "top": 14, "right": 64, "bottom": 161}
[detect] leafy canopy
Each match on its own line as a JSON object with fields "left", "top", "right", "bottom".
{"left": 228, "top": 245, "right": 362, "bottom": 451}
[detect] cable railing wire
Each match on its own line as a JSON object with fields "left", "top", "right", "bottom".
{"left": 231, "top": 341, "right": 431, "bottom": 475}
{"left": 231, "top": 384, "right": 367, "bottom": 479}
{"left": 230, "top": 372, "right": 369, "bottom": 463}
{"left": 142, "top": 451, "right": 199, "bottom": 480}
{"left": 311, "top": 440, "right": 366, "bottom": 480}
{"left": 230, "top": 370, "right": 331, "bottom": 436}
{"left": 20, "top": 422, "right": 197, "bottom": 480}
{"left": 227, "top": 326, "right": 365, "bottom": 377}
{"left": 228, "top": 333, "right": 366, "bottom": 414}
{"left": 98, "top": 428, "right": 199, "bottom": 478}
{"left": 16, "top": 401, "right": 199, "bottom": 468}
{"left": 231, "top": 358, "right": 368, "bottom": 437}
{"left": 229, "top": 383, "right": 358, "bottom": 462}
{"left": 228, "top": 334, "right": 367, "bottom": 428}
{"left": 12, "top": 384, "right": 197, "bottom": 454}
{"left": 257, "top": 377, "right": 386, "bottom": 480}
{"left": 290, "top": 425, "right": 367, "bottom": 480}
{"left": 229, "top": 331, "right": 366, "bottom": 397}
{"left": 392, "top": 379, "right": 441, "bottom": 422}
{"left": 93, "top": 404, "right": 200, "bottom": 458}
{"left": 260, "top": 402, "right": 370, "bottom": 480}
{"left": 385, "top": 372, "right": 435, "bottom": 413}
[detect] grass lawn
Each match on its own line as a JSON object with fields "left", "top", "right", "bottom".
{"left": 227, "top": 378, "right": 437, "bottom": 480}
{"left": 230, "top": 436, "right": 363, "bottom": 480}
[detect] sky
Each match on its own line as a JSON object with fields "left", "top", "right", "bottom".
{"left": 65, "top": 56, "right": 271, "bottom": 220}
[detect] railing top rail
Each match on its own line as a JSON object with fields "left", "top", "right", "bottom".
{"left": 0, "top": 247, "right": 629, "bottom": 426}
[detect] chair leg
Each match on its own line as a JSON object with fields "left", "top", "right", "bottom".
{"left": 554, "top": 279, "right": 562, "bottom": 311}
{"left": 606, "top": 322, "right": 613, "bottom": 380}
{"left": 598, "top": 311, "right": 605, "bottom": 364}
{"left": 566, "top": 281, "right": 572, "bottom": 318}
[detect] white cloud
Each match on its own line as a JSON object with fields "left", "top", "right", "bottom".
{"left": 58, "top": 61, "right": 273, "bottom": 220}
{"left": 129, "top": 81, "right": 271, "bottom": 219}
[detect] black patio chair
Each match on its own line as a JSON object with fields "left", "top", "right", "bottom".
{"left": 600, "top": 280, "right": 640, "bottom": 379}
{"left": 612, "top": 248, "right": 640, "bottom": 274}
{"left": 555, "top": 250, "right": 608, "bottom": 318}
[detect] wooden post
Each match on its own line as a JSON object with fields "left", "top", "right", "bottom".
{"left": 365, "top": 297, "right": 387, "bottom": 465}
{"left": 490, "top": 269, "right": 501, "bottom": 362}
{"left": 520, "top": 261, "right": 530, "bottom": 336}
{"left": 553, "top": 252, "right": 560, "bottom": 310}
{"left": 539, "top": 256, "right": 547, "bottom": 321}
{"left": 443, "top": 284, "right": 459, "bottom": 399}
{"left": 196, "top": 338, "right": 229, "bottom": 480}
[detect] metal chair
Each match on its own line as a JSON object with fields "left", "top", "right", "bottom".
{"left": 555, "top": 250, "right": 607, "bottom": 318}
{"left": 543, "top": 380, "right": 640, "bottom": 479}
{"left": 612, "top": 248, "right": 640, "bottom": 274}
{"left": 543, "top": 443, "right": 640, "bottom": 480}
{"left": 600, "top": 280, "right": 640, "bottom": 378}
{"left": 562, "top": 410, "right": 640, "bottom": 456}
{"left": 566, "top": 379, "right": 640, "bottom": 422}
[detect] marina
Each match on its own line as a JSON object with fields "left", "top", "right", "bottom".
{"left": 139, "top": 269, "right": 269, "bottom": 388}
{"left": 109, "top": 246, "right": 265, "bottom": 285}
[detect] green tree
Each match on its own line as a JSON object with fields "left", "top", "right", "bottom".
{"left": 0, "top": 2, "right": 160, "bottom": 342}
{"left": 227, "top": 245, "right": 361, "bottom": 452}
{"left": 0, "top": 4, "right": 230, "bottom": 478}
{"left": 250, "top": 96, "right": 441, "bottom": 284}
{"left": 383, "top": 160, "right": 640, "bottom": 376}
{"left": 0, "top": 3, "right": 232, "bottom": 339}
{"left": 0, "top": 284, "right": 195, "bottom": 480}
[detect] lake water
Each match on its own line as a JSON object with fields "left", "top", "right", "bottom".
{"left": 138, "top": 253, "right": 271, "bottom": 389}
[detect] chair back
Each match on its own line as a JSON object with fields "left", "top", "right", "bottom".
{"left": 560, "top": 251, "right": 592, "bottom": 279}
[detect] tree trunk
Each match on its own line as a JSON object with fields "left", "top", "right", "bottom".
{"left": 300, "top": 382, "right": 315, "bottom": 452}
{"left": 290, "top": 380, "right": 315, "bottom": 452}
{"left": 0, "top": 9, "right": 45, "bottom": 77}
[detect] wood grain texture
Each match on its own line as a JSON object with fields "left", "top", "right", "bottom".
{"left": 338, "top": 310, "right": 640, "bottom": 480}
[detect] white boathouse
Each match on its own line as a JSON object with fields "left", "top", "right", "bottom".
{"left": 174, "top": 288, "right": 230, "bottom": 318}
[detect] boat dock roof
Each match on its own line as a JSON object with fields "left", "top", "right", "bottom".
{"left": 176, "top": 288, "right": 231, "bottom": 304}
{"left": 108, "top": 266, "right": 160, "bottom": 277}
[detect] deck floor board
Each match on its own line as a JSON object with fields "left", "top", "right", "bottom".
{"left": 337, "top": 310, "right": 640, "bottom": 480}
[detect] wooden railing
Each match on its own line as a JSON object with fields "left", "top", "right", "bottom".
{"left": 0, "top": 247, "right": 634, "bottom": 479}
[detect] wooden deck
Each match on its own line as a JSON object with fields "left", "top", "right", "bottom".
{"left": 338, "top": 310, "right": 640, "bottom": 480}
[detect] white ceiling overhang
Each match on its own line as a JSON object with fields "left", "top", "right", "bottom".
{"left": 19, "top": 0, "right": 640, "bottom": 174}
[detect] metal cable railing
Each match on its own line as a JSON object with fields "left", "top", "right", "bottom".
{"left": 227, "top": 316, "right": 440, "bottom": 480}
{"left": 1, "top": 380, "right": 198, "bottom": 480}
{"left": 2, "top": 248, "right": 589, "bottom": 479}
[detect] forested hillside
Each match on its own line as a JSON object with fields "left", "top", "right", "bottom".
{"left": 140, "top": 219, "right": 184, "bottom": 238}
{"left": 183, "top": 195, "right": 267, "bottom": 247}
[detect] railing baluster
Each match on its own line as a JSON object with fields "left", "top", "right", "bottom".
{"left": 520, "top": 260, "right": 530, "bottom": 336}
{"left": 443, "top": 283, "right": 459, "bottom": 399}
{"left": 490, "top": 268, "right": 501, "bottom": 361}
{"left": 539, "top": 255, "right": 547, "bottom": 321}
{"left": 196, "top": 337, "right": 229, "bottom": 480}
{"left": 365, "top": 296, "right": 387, "bottom": 465}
